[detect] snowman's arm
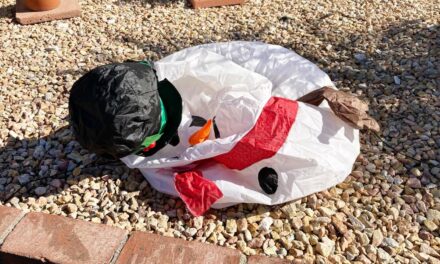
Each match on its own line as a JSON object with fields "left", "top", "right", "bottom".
{"left": 174, "top": 170, "right": 223, "bottom": 216}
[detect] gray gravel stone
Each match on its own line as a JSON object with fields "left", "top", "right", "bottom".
{"left": 34, "top": 186, "right": 47, "bottom": 196}
{"left": 18, "top": 174, "right": 31, "bottom": 185}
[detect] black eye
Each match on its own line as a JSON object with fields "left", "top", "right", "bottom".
{"left": 258, "top": 167, "right": 278, "bottom": 194}
{"left": 190, "top": 116, "right": 208, "bottom": 127}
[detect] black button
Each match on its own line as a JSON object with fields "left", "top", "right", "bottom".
{"left": 258, "top": 167, "right": 278, "bottom": 195}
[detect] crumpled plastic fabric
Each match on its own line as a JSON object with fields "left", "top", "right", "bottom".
{"left": 121, "top": 41, "right": 364, "bottom": 211}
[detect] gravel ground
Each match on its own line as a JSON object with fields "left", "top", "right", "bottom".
{"left": 0, "top": 0, "right": 439, "bottom": 263}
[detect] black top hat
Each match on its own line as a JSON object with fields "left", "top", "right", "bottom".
{"left": 69, "top": 61, "right": 182, "bottom": 159}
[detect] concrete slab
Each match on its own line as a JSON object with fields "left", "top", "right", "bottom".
{"left": 15, "top": 0, "right": 80, "bottom": 25}
{"left": 190, "top": 0, "right": 245, "bottom": 9}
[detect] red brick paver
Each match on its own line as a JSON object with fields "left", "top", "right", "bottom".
{"left": 0, "top": 205, "right": 291, "bottom": 264}
{"left": 248, "top": 255, "right": 293, "bottom": 264}
{"left": 0, "top": 206, "right": 24, "bottom": 245}
{"left": 0, "top": 212, "right": 127, "bottom": 264}
{"left": 190, "top": 0, "right": 245, "bottom": 9}
{"left": 116, "top": 231, "right": 243, "bottom": 264}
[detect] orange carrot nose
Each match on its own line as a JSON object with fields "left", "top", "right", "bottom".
{"left": 189, "top": 119, "right": 212, "bottom": 146}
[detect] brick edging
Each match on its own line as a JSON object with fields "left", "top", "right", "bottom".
{"left": 0, "top": 206, "right": 26, "bottom": 245}
{"left": 0, "top": 205, "right": 291, "bottom": 264}
{"left": 109, "top": 234, "right": 129, "bottom": 264}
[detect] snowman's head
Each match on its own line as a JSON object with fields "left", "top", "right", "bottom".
{"left": 68, "top": 62, "right": 182, "bottom": 159}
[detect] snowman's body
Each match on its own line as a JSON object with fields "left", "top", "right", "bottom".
{"left": 122, "top": 42, "right": 360, "bottom": 215}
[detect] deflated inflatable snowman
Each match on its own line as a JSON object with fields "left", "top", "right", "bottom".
{"left": 69, "top": 42, "right": 378, "bottom": 216}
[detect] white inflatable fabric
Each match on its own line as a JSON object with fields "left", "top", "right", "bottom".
{"left": 122, "top": 41, "right": 360, "bottom": 215}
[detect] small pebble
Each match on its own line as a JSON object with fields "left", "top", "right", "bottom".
{"left": 259, "top": 217, "right": 273, "bottom": 232}
{"left": 34, "top": 187, "right": 47, "bottom": 196}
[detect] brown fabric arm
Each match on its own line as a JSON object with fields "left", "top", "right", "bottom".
{"left": 297, "top": 87, "right": 380, "bottom": 132}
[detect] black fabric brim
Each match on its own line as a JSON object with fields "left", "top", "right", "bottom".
{"left": 140, "top": 78, "right": 182, "bottom": 157}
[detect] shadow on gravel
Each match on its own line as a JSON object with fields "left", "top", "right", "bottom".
{"left": 0, "top": 4, "right": 14, "bottom": 19}
{"left": 322, "top": 21, "right": 439, "bottom": 187}
{"left": 0, "top": 126, "right": 265, "bottom": 231}
{"left": 114, "top": 25, "right": 268, "bottom": 61}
